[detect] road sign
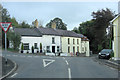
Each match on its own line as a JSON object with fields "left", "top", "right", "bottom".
{"left": 0, "top": 22, "right": 12, "bottom": 33}
{"left": 0, "top": 22, "right": 12, "bottom": 51}
{"left": 43, "top": 59, "right": 55, "bottom": 67}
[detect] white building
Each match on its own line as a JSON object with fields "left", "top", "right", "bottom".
{"left": 10, "top": 27, "right": 90, "bottom": 56}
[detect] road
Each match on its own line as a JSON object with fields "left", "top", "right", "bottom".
{"left": 2, "top": 51, "right": 118, "bottom": 79}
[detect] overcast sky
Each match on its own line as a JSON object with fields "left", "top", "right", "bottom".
{"left": 1, "top": 2, "right": 118, "bottom": 30}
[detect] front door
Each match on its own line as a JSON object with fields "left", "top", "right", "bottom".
{"left": 52, "top": 46, "right": 55, "bottom": 53}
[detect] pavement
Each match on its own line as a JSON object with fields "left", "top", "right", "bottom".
{"left": 0, "top": 56, "right": 17, "bottom": 80}
{"left": 1, "top": 51, "right": 119, "bottom": 80}
{"left": 91, "top": 54, "right": 119, "bottom": 70}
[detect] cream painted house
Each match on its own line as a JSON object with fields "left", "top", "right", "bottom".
{"left": 110, "top": 14, "right": 120, "bottom": 60}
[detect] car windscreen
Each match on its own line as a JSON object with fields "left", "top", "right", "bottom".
{"left": 101, "top": 50, "right": 111, "bottom": 54}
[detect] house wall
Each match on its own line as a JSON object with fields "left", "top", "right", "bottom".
{"left": 42, "top": 35, "right": 61, "bottom": 53}
{"left": 81, "top": 41, "right": 90, "bottom": 56}
{"left": 20, "top": 36, "right": 42, "bottom": 53}
{"left": 61, "top": 37, "right": 82, "bottom": 55}
{"left": 19, "top": 35, "right": 61, "bottom": 53}
{"left": 113, "top": 16, "right": 120, "bottom": 60}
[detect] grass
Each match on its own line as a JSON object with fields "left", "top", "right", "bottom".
{"left": 7, "top": 48, "right": 19, "bottom": 52}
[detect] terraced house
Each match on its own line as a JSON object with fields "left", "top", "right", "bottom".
{"left": 110, "top": 13, "right": 120, "bottom": 60}
{"left": 9, "top": 25, "right": 90, "bottom": 56}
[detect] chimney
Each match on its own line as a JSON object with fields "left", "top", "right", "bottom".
{"left": 51, "top": 22, "right": 56, "bottom": 29}
{"left": 35, "top": 19, "right": 39, "bottom": 28}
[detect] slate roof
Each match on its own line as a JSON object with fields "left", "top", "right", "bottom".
{"left": 37, "top": 27, "right": 86, "bottom": 38}
{"left": 14, "top": 28, "right": 42, "bottom": 37}
{"left": 14, "top": 27, "right": 89, "bottom": 41}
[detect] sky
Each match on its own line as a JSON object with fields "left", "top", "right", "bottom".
{"left": 1, "top": 2, "right": 118, "bottom": 30}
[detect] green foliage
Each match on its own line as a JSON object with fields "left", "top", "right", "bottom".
{"left": 110, "top": 52, "right": 114, "bottom": 58}
{"left": 72, "top": 27, "right": 79, "bottom": 33}
{"left": 7, "top": 31, "right": 21, "bottom": 50}
{"left": 40, "top": 43, "right": 42, "bottom": 49}
{"left": 18, "top": 21, "right": 30, "bottom": 28}
{"left": 32, "top": 46, "right": 34, "bottom": 50}
{"left": 2, "top": 8, "right": 11, "bottom": 22}
{"left": 73, "top": 8, "right": 115, "bottom": 53}
{"left": 46, "top": 17, "right": 67, "bottom": 30}
{"left": 98, "top": 44, "right": 103, "bottom": 52}
{"left": 21, "top": 43, "right": 24, "bottom": 50}
{"left": 8, "top": 48, "right": 19, "bottom": 52}
{"left": 10, "top": 17, "right": 19, "bottom": 27}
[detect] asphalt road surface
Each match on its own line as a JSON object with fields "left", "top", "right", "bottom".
{"left": 2, "top": 51, "right": 118, "bottom": 79}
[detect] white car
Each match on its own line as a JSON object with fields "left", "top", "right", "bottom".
{"left": 60, "top": 53, "right": 71, "bottom": 56}
{"left": 45, "top": 50, "right": 55, "bottom": 56}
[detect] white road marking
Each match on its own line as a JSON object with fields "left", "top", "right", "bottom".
{"left": 43, "top": 59, "right": 55, "bottom": 67}
{"left": 65, "top": 60, "right": 69, "bottom": 65}
{"left": 11, "top": 73, "right": 18, "bottom": 78}
{"left": 68, "top": 68, "right": 71, "bottom": 79}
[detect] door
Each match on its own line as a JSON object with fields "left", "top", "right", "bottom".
{"left": 52, "top": 46, "right": 55, "bottom": 53}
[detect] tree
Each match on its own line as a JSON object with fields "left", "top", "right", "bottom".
{"left": 46, "top": 17, "right": 67, "bottom": 30}
{"left": 2, "top": 8, "right": 11, "bottom": 22}
{"left": 72, "top": 27, "right": 79, "bottom": 33}
{"left": 18, "top": 21, "right": 30, "bottom": 28}
{"left": 1, "top": 7, "right": 11, "bottom": 48}
{"left": 91, "top": 8, "right": 115, "bottom": 50}
{"left": 73, "top": 8, "right": 115, "bottom": 53}
{"left": 10, "top": 17, "right": 19, "bottom": 27}
{"left": 7, "top": 31, "right": 21, "bottom": 50}
{"left": 78, "top": 20, "right": 96, "bottom": 53}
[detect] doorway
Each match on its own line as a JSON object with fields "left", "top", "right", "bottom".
{"left": 52, "top": 46, "right": 55, "bottom": 53}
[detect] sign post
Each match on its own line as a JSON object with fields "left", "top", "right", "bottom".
{"left": 0, "top": 22, "right": 12, "bottom": 64}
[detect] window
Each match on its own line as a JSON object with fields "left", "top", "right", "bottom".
{"left": 23, "top": 43, "right": 29, "bottom": 50}
{"left": 82, "top": 47, "right": 84, "bottom": 51}
{"left": 34, "top": 43, "right": 37, "bottom": 49}
{"left": 52, "top": 37, "right": 55, "bottom": 44}
{"left": 68, "top": 46, "right": 70, "bottom": 53}
{"left": 68, "top": 38, "right": 70, "bottom": 44}
{"left": 73, "top": 46, "right": 75, "bottom": 53}
{"left": 77, "top": 39, "right": 79, "bottom": 44}
{"left": 46, "top": 46, "right": 50, "bottom": 52}
{"left": 77, "top": 46, "right": 79, "bottom": 52}
{"left": 57, "top": 46, "right": 59, "bottom": 52}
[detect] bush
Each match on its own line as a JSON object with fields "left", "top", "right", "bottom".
{"left": 110, "top": 52, "right": 114, "bottom": 58}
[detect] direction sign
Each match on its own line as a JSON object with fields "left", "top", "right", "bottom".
{"left": 0, "top": 22, "right": 12, "bottom": 33}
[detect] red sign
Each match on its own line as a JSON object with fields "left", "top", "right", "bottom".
{"left": 0, "top": 22, "right": 12, "bottom": 33}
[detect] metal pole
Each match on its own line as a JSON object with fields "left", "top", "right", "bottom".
{"left": 5, "top": 32, "right": 7, "bottom": 64}
{"left": 5, "top": 32, "right": 7, "bottom": 51}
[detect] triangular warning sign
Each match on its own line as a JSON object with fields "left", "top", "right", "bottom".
{"left": 0, "top": 22, "right": 12, "bottom": 33}
{"left": 43, "top": 59, "right": 55, "bottom": 67}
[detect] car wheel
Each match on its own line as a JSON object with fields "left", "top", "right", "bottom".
{"left": 98, "top": 56, "right": 101, "bottom": 59}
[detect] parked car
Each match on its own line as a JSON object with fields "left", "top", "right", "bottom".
{"left": 98, "top": 49, "right": 113, "bottom": 59}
